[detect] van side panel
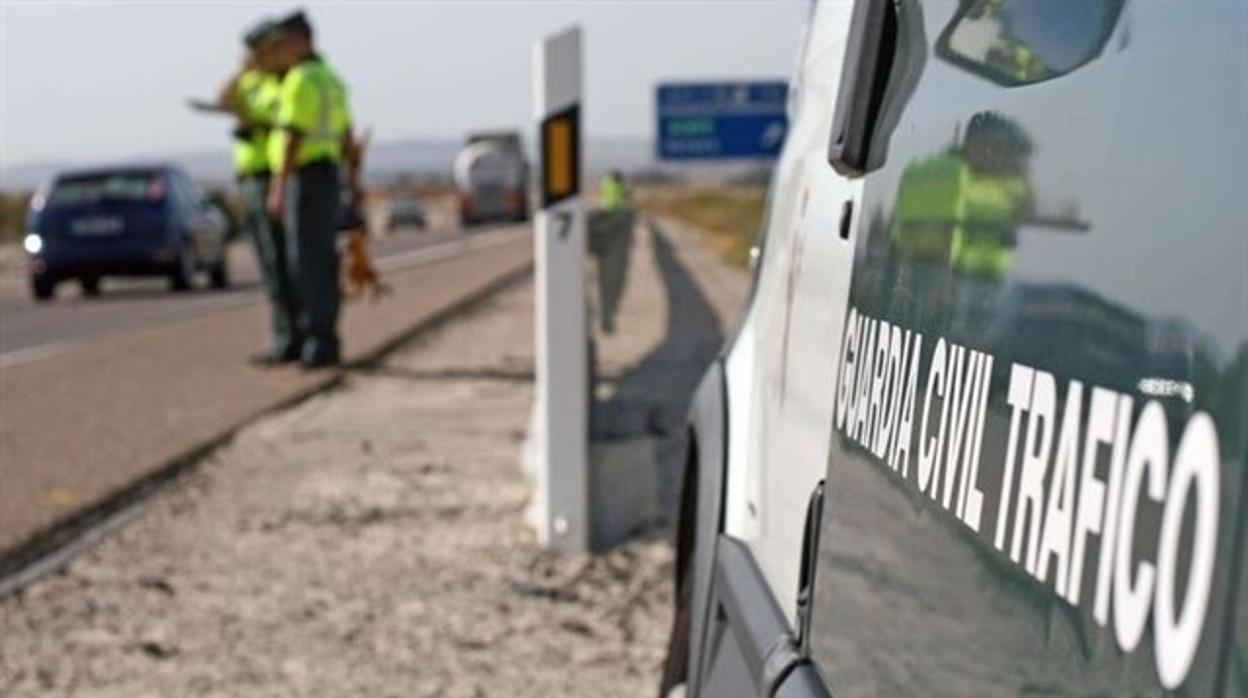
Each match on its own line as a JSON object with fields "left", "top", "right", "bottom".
{"left": 811, "top": 2, "right": 1247, "bottom": 695}
{"left": 721, "top": 0, "right": 860, "bottom": 621}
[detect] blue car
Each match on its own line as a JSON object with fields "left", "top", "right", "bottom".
{"left": 23, "top": 165, "right": 230, "bottom": 301}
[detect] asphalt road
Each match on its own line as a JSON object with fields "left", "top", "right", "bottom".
{"left": 0, "top": 200, "right": 464, "bottom": 364}
{"left": 0, "top": 208, "right": 533, "bottom": 562}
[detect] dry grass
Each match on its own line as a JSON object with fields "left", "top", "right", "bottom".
{"left": 634, "top": 185, "right": 766, "bottom": 269}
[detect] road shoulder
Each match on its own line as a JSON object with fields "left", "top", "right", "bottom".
{"left": 0, "top": 279, "right": 673, "bottom": 697}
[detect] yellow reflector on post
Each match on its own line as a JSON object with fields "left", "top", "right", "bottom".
{"left": 547, "top": 120, "right": 572, "bottom": 194}
{"left": 541, "top": 105, "right": 580, "bottom": 207}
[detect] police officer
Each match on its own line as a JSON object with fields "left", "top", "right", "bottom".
{"left": 265, "top": 11, "right": 357, "bottom": 368}
{"left": 221, "top": 19, "right": 302, "bottom": 365}
{"left": 600, "top": 169, "right": 629, "bottom": 211}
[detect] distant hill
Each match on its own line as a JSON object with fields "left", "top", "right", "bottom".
{"left": 0, "top": 138, "right": 466, "bottom": 191}
{"left": 1, "top": 134, "right": 773, "bottom": 191}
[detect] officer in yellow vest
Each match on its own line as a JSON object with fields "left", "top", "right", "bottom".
{"left": 265, "top": 11, "right": 357, "bottom": 368}
{"left": 601, "top": 170, "right": 629, "bottom": 211}
{"left": 219, "top": 19, "right": 301, "bottom": 365}
{"left": 592, "top": 170, "right": 634, "bottom": 333}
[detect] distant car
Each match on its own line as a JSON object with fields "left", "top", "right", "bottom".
{"left": 384, "top": 197, "right": 427, "bottom": 231}
{"left": 23, "top": 165, "right": 230, "bottom": 300}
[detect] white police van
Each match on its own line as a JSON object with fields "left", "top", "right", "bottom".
{"left": 659, "top": 1, "right": 1247, "bottom": 696}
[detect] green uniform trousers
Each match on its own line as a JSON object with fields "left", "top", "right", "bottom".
{"left": 284, "top": 161, "right": 342, "bottom": 363}
{"left": 239, "top": 174, "right": 300, "bottom": 356}
{"left": 588, "top": 208, "right": 634, "bottom": 334}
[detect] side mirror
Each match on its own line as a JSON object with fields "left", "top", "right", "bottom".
{"left": 935, "top": 0, "right": 1124, "bottom": 87}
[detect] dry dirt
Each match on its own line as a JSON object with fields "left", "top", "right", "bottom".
{"left": 0, "top": 280, "right": 674, "bottom": 697}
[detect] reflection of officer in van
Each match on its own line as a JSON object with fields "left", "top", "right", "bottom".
{"left": 887, "top": 111, "right": 1033, "bottom": 336}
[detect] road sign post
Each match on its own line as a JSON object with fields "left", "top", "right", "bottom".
{"left": 530, "top": 26, "right": 588, "bottom": 552}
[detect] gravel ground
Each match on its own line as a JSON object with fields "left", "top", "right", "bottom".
{"left": 0, "top": 280, "right": 673, "bottom": 697}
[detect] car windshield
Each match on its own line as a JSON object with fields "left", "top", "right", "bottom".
{"left": 46, "top": 172, "right": 165, "bottom": 209}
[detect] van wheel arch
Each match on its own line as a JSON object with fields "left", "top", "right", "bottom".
{"left": 659, "top": 361, "right": 728, "bottom": 697}
{"left": 659, "top": 430, "right": 700, "bottom": 695}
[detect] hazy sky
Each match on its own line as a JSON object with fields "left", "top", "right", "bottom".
{"left": 0, "top": 1, "right": 810, "bottom": 167}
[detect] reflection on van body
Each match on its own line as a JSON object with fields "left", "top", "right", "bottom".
{"left": 811, "top": 1, "right": 1246, "bottom": 695}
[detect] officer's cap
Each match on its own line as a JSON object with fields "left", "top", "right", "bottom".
{"left": 243, "top": 18, "right": 280, "bottom": 49}
{"left": 276, "top": 10, "right": 314, "bottom": 40}
{"left": 965, "top": 111, "right": 1033, "bottom": 155}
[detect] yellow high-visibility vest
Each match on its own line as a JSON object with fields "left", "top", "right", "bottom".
{"left": 269, "top": 57, "right": 351, "bottom": 171}
{"left": 233, "top": 70, "right": 280, "bottom": 176}
{"left": 601, "top": 175, "right": 628, "bottom": 210}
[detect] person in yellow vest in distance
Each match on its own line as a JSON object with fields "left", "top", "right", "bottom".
{"left": 216, "top": 19, "right": 302, "bottom": 366}
{"left": 265, "top": 10, "right": 358, "bottom": 369}
{"left": 592, "top": 170, "right": 634, "bottom": 334}
{"left": 601, "top": 169, "right": 629, "bottom": 211}
{"left": 887, "top": 111, "right": 1033, "bottom": 337}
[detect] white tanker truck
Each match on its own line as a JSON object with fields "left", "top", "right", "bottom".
{"left": 453, "top": 131, "right": 530, "bottom": 227}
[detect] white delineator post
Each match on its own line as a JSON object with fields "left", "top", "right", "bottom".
{"left": 530, "top": 25, "right": 588, "bottom": 552}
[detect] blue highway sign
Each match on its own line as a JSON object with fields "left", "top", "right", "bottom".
{"left": 656, "top": 81, "right": 788, "bottom": 161}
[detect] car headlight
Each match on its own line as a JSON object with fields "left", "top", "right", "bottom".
{"left": 23, "top": 233, "right": 44, "bottom": 255}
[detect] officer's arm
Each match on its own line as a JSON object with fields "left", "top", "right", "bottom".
{"left": 342, "top": 127, "right": 361, "bottom": 197}
{"left": 267, "top": 74, "right": 308, "bottom": 218}
{"left": 267, "top": 129, "right": 301, "bottom": 219}
{"left": 278, "top": 131, "right": 302, "bottom": 180}
{"left": 217, "top": 55, "right": 260, "bottom": 122}
{"left": 277, "top": 72, "right": 313, "bottom": 178}
{"left": 217, "top": 73, "right": 244, "bottom": 120}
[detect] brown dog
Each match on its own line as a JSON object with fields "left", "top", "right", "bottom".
{"left": 343, "top": 226, "right": 389, "bottom": 301}
{"left": 339, "top": 129, "right": 390, "bottom": 302}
